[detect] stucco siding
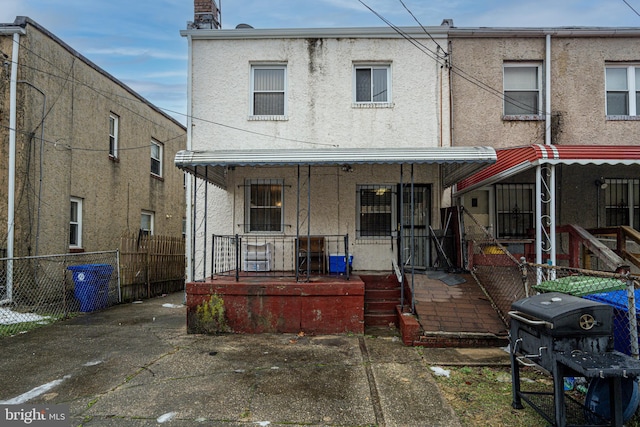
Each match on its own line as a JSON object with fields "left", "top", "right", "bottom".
{"left": 191, "top": 36, "right": 448, "bottom": 150}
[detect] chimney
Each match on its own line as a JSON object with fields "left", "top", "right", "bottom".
{"left": 192, "top": 0, "right": 221, "bottom": 29}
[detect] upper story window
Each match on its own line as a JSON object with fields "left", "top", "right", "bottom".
{"left": 503, "top": 63, "right": 542, "bottom": 116}
{"left": 357, "top": 184, "right": 395, "bottom": 238}
{"left": 354, "top": 64, "right": 391, "bottom": 104}
{"left": 109, "top": 113, "right": 119, "bottom": 158}
{"left": 606, "top": 65, "right": 640, "bottom": 117}
{"left": 70, "top": 197, "right": 83, "bottom": 248}
{"left": 141, "top": 211, "right": 154, "bottom": 236}
{"left": 245, "top": 179, "right": 284, "bottom": 233}
{"left": 250, "top": 65, "right": 286, "bottom": 118}
{"left": 151, "top": 140, "right": 163, "bottom": 177}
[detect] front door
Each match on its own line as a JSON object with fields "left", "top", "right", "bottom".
{"left": 398, "top": 184, "right": 431, "bottom": 269}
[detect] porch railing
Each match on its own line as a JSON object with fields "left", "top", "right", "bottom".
{"left": 211, "top": 234, "right": 350, "bottom": 282}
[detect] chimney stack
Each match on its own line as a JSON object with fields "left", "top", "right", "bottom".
{"left": 192, "top": 0, "right": 221, "bottom": 29}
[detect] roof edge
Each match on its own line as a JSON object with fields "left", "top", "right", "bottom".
{"left": 181, "top": 26, "right": 449, "bottom": 40}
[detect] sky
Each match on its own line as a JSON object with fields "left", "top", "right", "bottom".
{"left": 2, "top": 0, "right": 640, "bottom": 125}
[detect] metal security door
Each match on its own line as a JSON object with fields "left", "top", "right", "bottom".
{"left": 399, "top": 184, "right": 431, "bottom": 269}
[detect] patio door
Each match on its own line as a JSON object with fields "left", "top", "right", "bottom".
{"left": 399, "top": 184, "right": 431, "bottom": 269}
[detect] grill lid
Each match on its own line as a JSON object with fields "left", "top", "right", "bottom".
{"left": 510, "top": 292, "right": 613, "bottom": 336}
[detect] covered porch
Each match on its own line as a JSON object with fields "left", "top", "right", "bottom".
{"left": 176, "top": 146, "right": 498, "bottom": 336}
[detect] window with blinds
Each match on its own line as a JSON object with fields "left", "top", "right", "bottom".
{"left": 251, "top": 65, "right": 286, "bottom": 116}
{"left": 606, "top": 66, "right": 640, "bottom": 116}
{"left": 503, "top": 63, "right": 542, "bottom": 116}
{"left": 245, "top": 179, "right": 284, "bottom": 233}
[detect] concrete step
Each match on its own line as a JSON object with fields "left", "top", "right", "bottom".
{"left": 364, "top": 288, "right": 401, "bottom": 300}
{"left": 365, "top": 300, "right": 399, "bottom": 313}
{"left": 364, "top": 311, "right": 398, "bottom": 327}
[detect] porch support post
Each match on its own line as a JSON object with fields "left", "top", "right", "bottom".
{"left": 535, "top": 166, "right": 543, "bottom": 283}
{"left": 203, "top": 166, "right": 208, "bottom": 279}
{"left": 410, "top": 164, "right": 415, "bottom": 313}
{"left": 399, "top": 164, "right": 404, "bottom": 311}
{"left": 296, "top": 165, "right": 300, "bottom": 282}
{"left": 192, "top": 166, "right": 198, "bottom": 281}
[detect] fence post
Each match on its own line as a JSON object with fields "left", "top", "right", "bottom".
{"left": 235, "top": 234, "right": 240, "bottom": 282}
{"left": 520, "top": 257, "right": 529, "bottom": 298}
{"left": 626, "top": 274, "right": 639, "bottom": 359}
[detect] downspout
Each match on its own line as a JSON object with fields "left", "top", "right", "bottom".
{"left": 5, "top": 32, "right": 22, "bottom": 303}
{"left": 185, "top": 34, "right": 194, "bottom": 285}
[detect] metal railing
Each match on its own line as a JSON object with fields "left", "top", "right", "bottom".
{"left": 211, "top": 234, "right": 350, "bottom": 282}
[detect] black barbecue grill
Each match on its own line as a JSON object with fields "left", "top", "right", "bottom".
{"left": 509, "top": 292, "right": 640, "bottom": 426}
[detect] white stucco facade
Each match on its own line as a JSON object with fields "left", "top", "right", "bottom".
{"left": 183, "top": 26, "right": 454, "bottom": 278}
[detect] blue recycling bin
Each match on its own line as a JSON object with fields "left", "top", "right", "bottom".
{"left": 584, "top": 289, "right": 640, "bottom": 356}
{"left": 68, "top": 264, "right": 113, "bottom": 312}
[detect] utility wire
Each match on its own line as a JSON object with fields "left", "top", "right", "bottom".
{"left": 623, "top": 0, "right": 640, "bottom": 18}
{"left": 359, "top": 0, "right": 558, "bottom": 117}
{"left": 9, "top": 39, "right": 335, "bottom": 148}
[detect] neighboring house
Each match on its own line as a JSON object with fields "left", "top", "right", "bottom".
{"left": 0, "top": 17, "right": 187, "bottom": 259}
{"left": 177, "top": 1, "right": 496, "bottom": 284}
{"left": 448, "top": 26, "right": 640, "bottom": 270}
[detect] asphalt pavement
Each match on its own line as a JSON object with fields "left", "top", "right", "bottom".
{"left": 0, "top": 292, "right": 510, "bottom": 426}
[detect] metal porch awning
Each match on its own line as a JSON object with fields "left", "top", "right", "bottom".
{"left": 454, "top": 144, "right": 640, "bottom": 195}
{"left": 175, "top": 146, "right": 497, "bottom": 190}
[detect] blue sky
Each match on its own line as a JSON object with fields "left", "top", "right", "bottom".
{"left": 2, "top": 0, "right": 640, "bottom": 124}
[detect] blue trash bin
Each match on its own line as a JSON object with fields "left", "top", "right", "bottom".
{"left": 584, "top": 289, "right": 640, "bottom": 356}
{"left": 68, "top": 264, "right": 113, "bottom": 312}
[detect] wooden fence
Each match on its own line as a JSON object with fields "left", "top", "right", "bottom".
{"left": 119, "top": 232, "right": 185, "bottom": 301}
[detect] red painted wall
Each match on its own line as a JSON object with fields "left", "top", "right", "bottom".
{"left": 186, "top": 279, "right": 365, "bottom": 334}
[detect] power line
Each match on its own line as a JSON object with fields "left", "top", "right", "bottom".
{"left": 623, "top": 0, "right": 640, "bottom": 18}
{"left": 359, "top": 0, "right": 559, "bottom": 117}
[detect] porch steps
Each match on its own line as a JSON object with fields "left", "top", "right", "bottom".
{"left": 361, "top": 274, "right": 401, "bottom": 328}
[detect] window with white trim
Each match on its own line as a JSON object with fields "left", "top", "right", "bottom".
{"left": 251, "top": 65, "right": 286, "bottom": 117}
{"left": 606, "top": 66, "right": 640, "bottom": 116}
{"left": 141, "top": 211, "right": 154, "bottom": 236}
{"left": 245, "top": 179, "right": 284, "bottom": 233}
{"left": 151, "top": 140, "right": 163, "bottom": 177}
{"left": 503, "top": 63, "right": 542, "bottom": 116}
{"left": 357, "top": 184, "right": 395, "bottom": 238}
{"left": 70, "top": 197, "right": 83, "bottom": 248}
{"left": 109, "top": 113, "right": 119, "bottom": 158}
{"left": 604, "top": 178, "right": 640, "bottom": 230}
{"left": 495, "top": 184, "right": 534, "bottom": 238}
{"left": 354, "top": 64, "right": 391, "bottom": 103}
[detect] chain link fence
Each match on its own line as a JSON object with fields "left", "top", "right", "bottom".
{"left": 0, "top": 251, "right": 118, "bottom": 337}
{"left": 462, "top": 207, "right": 640, "bottom": 358}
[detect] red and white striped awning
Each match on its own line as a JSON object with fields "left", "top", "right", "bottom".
{"left": 455, "top": 144, "right": 640, "bottom": 194}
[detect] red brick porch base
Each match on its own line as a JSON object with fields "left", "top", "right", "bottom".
{"left": 186, "top": 276, "right": 365, "bottom": 334}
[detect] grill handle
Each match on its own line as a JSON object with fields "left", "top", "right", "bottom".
{"left": 508, "top": 310, "right": 554, "bottom": 329}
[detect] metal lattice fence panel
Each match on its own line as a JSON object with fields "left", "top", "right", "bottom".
{"left": 526, "top": 263, "right": 640, "bottom": 358}
{"left": 463, "top": 208, "right": 526, "bottom": 326}
{"left": 0, "top": 251, "right": 118, "bottom": 337}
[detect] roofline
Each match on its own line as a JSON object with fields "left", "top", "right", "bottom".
{"left": 5, "top": 16, "right": 185, "bottom": 131}
{"left": 181, "top": 26, "right": 449, "bottom": 40}
{"left": 0, "top": 25, "right": 26, "bottom": 35}
{"left": 181, "top": 24, "right": 640, "bottom": 40}
{"left": 448, "top": 27, "right": 640, "bottom": 38}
